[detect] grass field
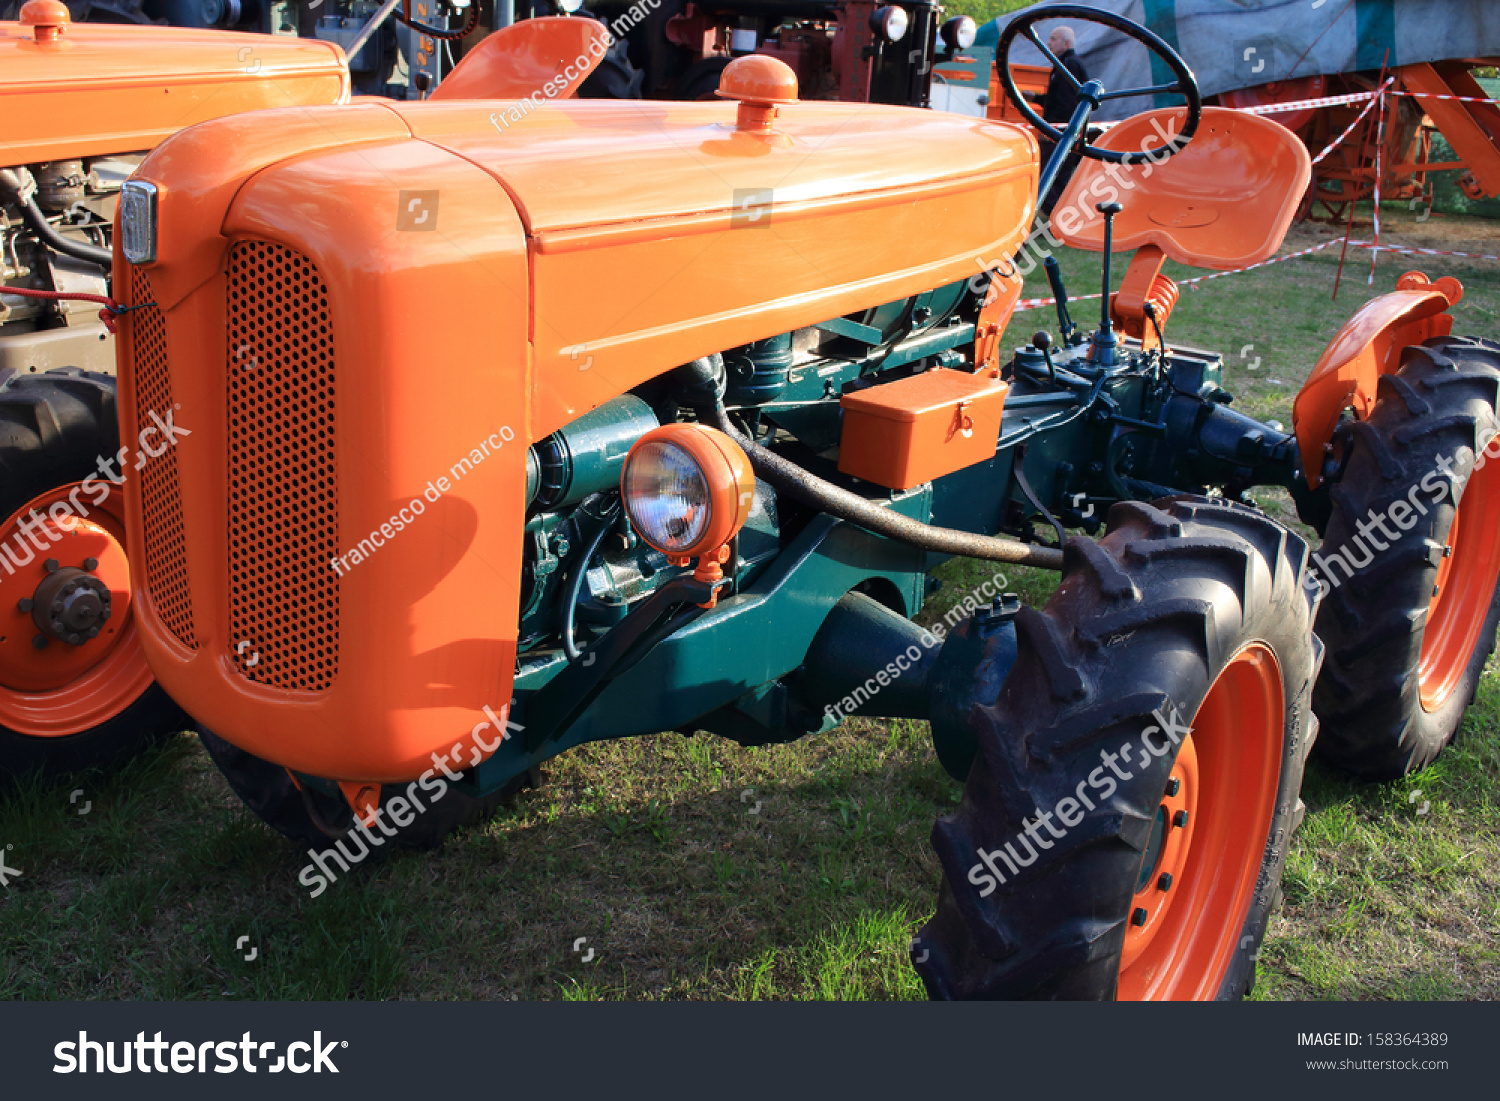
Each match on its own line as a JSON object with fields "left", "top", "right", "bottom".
{"left": 2, "top": 208, "right": 1499, "bottom": 1002}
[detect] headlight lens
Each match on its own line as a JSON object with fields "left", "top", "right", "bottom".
{"left": 623, "top": 440, "right": 712, "bottom": 555}
{"left": 871, "top": 5, "right": 908, "bottom": 43}
{"left": 621, "top": 424, "right": 755, "bottom": 560}
{"left": 119, "top": 179, "right": 157, "bottom": 265}
{"left": 941, "top": 15, "right": 977, "bottom": 50}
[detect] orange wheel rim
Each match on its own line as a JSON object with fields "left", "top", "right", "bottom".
{"left": 1117, "top": 644, "right": 1283, "bottom": 1000}
{"left": 1420, "top": 455, "right": 1500, "bottom": 711}
{"left": 0, "top": 484, "right": 154, "bottom": 737}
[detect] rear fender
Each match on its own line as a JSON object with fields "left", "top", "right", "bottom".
{"left": 1292, "top": 272, "right": 1463, "bottom": 488}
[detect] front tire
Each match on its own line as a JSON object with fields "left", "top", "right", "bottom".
{"left": 1312, "top": 336, "right": 1500, "bottom": 780}
{"left": 916, "top": 497, "right": 1319, "bottom": 999}
{"left": 0, "top": 368, "right": 187, "bottom": 782}
{"left": 198, "top": 727, "right": 536, "bottom": 851}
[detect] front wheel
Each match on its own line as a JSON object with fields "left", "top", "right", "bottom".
{"left": 916, "top": 497, "right": 1319, "bottom": 999}
{"left": 0, "top": 369, "right": 188, "bottom": 782}
{"left": 1312, "top": 336, "right": 1500, "bottom": 779}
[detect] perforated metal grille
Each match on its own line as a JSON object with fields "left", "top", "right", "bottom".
{"left": 225, "top": 241, "right": 339, "bottom": 692}
{"left": 129, "top": 267, "right": 197, "bottom": 649}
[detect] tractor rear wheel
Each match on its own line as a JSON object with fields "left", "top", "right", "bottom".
{"left": 0, "top": 368, "right": 187, "bottom": 782}
{"left": 1312, "top": 335, "right": 1500, "bottom": 779}
{"left": 198, "top": 727, "right": 537, "bottom": 851}
{"left": 915, "top": 497, "right": 1318, "bottom": 999}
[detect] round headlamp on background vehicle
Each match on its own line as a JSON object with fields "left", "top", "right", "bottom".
{"left": 621, "top": 424, "right": 755, "bottom": 560}
{"left": 870, "top": 5, "right": 909, "bottom": 43}
{"left": 940, "top": 15, "right": 977, "bottom": 51}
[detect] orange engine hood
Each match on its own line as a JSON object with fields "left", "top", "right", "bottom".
{"left": 385, "top": 98, "right": 1038, "bottom": 435}
{"left": 0, "top": 20, "right": 349, "bottom": 166}
{"left": 118, "top": 97, "right": 1036, "bottom": 784}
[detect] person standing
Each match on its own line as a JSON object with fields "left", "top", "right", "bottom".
{"left": 1030, "top": 25, "right": 1090, "bottom": 214}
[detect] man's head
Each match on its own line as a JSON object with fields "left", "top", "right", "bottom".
{"left": 1047, "top": 26, "right": 1076, "bottom": 55}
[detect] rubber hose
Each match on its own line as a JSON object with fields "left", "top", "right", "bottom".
{"left": 683, "top": 366, "right": 1064, "bottom": 571}
{"left": 0, "top": 169, "right": 113, "bottom": 269}
{"left": 560, "top": 498, "right": 623, "bottom": 661}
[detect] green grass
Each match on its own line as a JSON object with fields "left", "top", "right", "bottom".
{"left": 3, "top": 207, "right": 1499, "bottom": 1001}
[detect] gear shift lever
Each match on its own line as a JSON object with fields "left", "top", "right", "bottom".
{"left": 1092, "top": 201, "right": 1122, "bottom": 367}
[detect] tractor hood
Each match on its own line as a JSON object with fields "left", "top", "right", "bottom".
{"left": 387, "top": 98, "right": 1039, "bottom": 434}
{"left": 120, "top": 95, "right": 1036, "bottom": 783}
{"left": 0, "top": 18, "right": 348, "bottom": 166}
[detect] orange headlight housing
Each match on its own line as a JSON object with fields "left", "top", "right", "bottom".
{"left": 621, "top": 423, "right": 755, "bottom": 560}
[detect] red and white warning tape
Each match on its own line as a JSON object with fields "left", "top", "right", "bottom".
{"left": 1011, "top": 239, "right": 1344, "bottom": 313}
{"left": 1390, "top": 89, "right": 1498, "bottom": 106}
{"left": 1347, "top": 238, "right": 1500, "bottom": 263}
{"left": 1233, "top": 88, "right": 1381, "bottom": 116}
{"left": 1231, "top": 84, "right": 1495, "bottom": 118}
{"left": 1306, "top": 80, "right": 1392, "bottom": 165}
{"left": 1009, "top": 235, "right": 1496, "bottom": 315}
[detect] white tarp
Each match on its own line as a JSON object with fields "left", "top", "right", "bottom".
{"left": 977, "top": 1, "right": 1500, "bottom": 119}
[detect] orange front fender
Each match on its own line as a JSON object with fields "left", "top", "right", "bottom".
{"left": 1292, "top": 272, "right": 1464, "bottom": 488}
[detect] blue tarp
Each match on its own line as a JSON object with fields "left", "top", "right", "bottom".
{"left": 977, "top": 1, "right": 1500, "bottom": 119}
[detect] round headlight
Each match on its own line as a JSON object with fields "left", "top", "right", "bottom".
{"left": 622, "top": 424, "right": 755, "bottom": 559}
{"left": 870, "top": 5, "right": 908, "bottom": 43}
{"left": 940, "top": 15, "right": 976, "bottom": 50}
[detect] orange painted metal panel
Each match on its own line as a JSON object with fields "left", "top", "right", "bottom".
{"left": 0, "top": 20, "right": 349, "bottom": 166}
{"left": 119, "top": 134, "right": 529, "bottom": 784}
{"left": 1052, "top": 107, "right": 1309, "bottom": 271}
{"left": 384, "top": 99, "right": 1036, "bottom": 436}
{"left": 839, "top": 369, "right": 1010, "bottom": 490}
{"left": 1292, "top": 273, "right": 1461, "bottom": 489}
{"left": 1398, "top": 63, "right": 1500, "bottom": 199}
{"left": 429, "top": 16, "right": 608, "bottom": 102}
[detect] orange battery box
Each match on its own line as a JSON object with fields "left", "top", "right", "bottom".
{"left": 837, "top": 368, "right": 1010, "bottom": 491}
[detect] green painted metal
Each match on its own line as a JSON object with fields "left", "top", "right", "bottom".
{"left": 465, "top": 492, "right": 933, "bottom": 795}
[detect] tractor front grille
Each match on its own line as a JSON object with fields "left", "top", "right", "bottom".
{"left": 225, "top": 241, "right": 340, "bottom": 692}
{"left": 130, "top": 267, "right": 197, "bottom": 650}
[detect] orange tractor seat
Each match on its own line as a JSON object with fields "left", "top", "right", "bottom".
{"left": 1051, "top": 106, "right": 1311, "bottom": 270}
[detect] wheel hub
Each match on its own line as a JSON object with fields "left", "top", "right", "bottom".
{"left": 0, "top": 512, "right": 133, "bottom": 693}
{"left": 24, "top": 563, "right": 112, "bottom": 646}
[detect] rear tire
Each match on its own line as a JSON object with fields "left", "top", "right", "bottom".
{"left": 1311, "top": 336, "right": 1500, "bottom": 779}
{"left": 916, "top": 497, "right": 1319, "bottom": 999}
{"left": 198, "top": 727, "right": 537, "bottom": 850}
{"left": 0, "top": 368, "right": 187, "bottom": 782}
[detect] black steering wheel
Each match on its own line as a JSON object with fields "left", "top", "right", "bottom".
{"left": 998, "top": 4, "right": 1201, "bottom": 164}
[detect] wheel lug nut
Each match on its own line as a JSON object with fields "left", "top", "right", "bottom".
{"left": 1165, "top": 776, "right": 1181, "bottom": 797}
{"left": 1173, "top": 809, "right": 1189, "bottom": 828}
{"left": 16, "top": 598, "right": 32, "bottom": 612}
{"left": 1131, "top": 907, "right": 1149, "bottom": 926}
{"left": 83, "top": 557, "right": 98, "bottom": 571}
{"left": 1157, "top": 872, "right": 1173, "bottom": 891}
{"left": 44, "top": 558, "right": 59, "bottom": 573}
{"left": 31, "top": 634, "right": 47, "bottom": 649}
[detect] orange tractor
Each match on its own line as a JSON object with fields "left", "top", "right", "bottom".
{"left": 111, "top": 3, "right": 1496, "bottom": 998}
{"left": 0, "top": 2, "right": 608, "bottom": 781}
